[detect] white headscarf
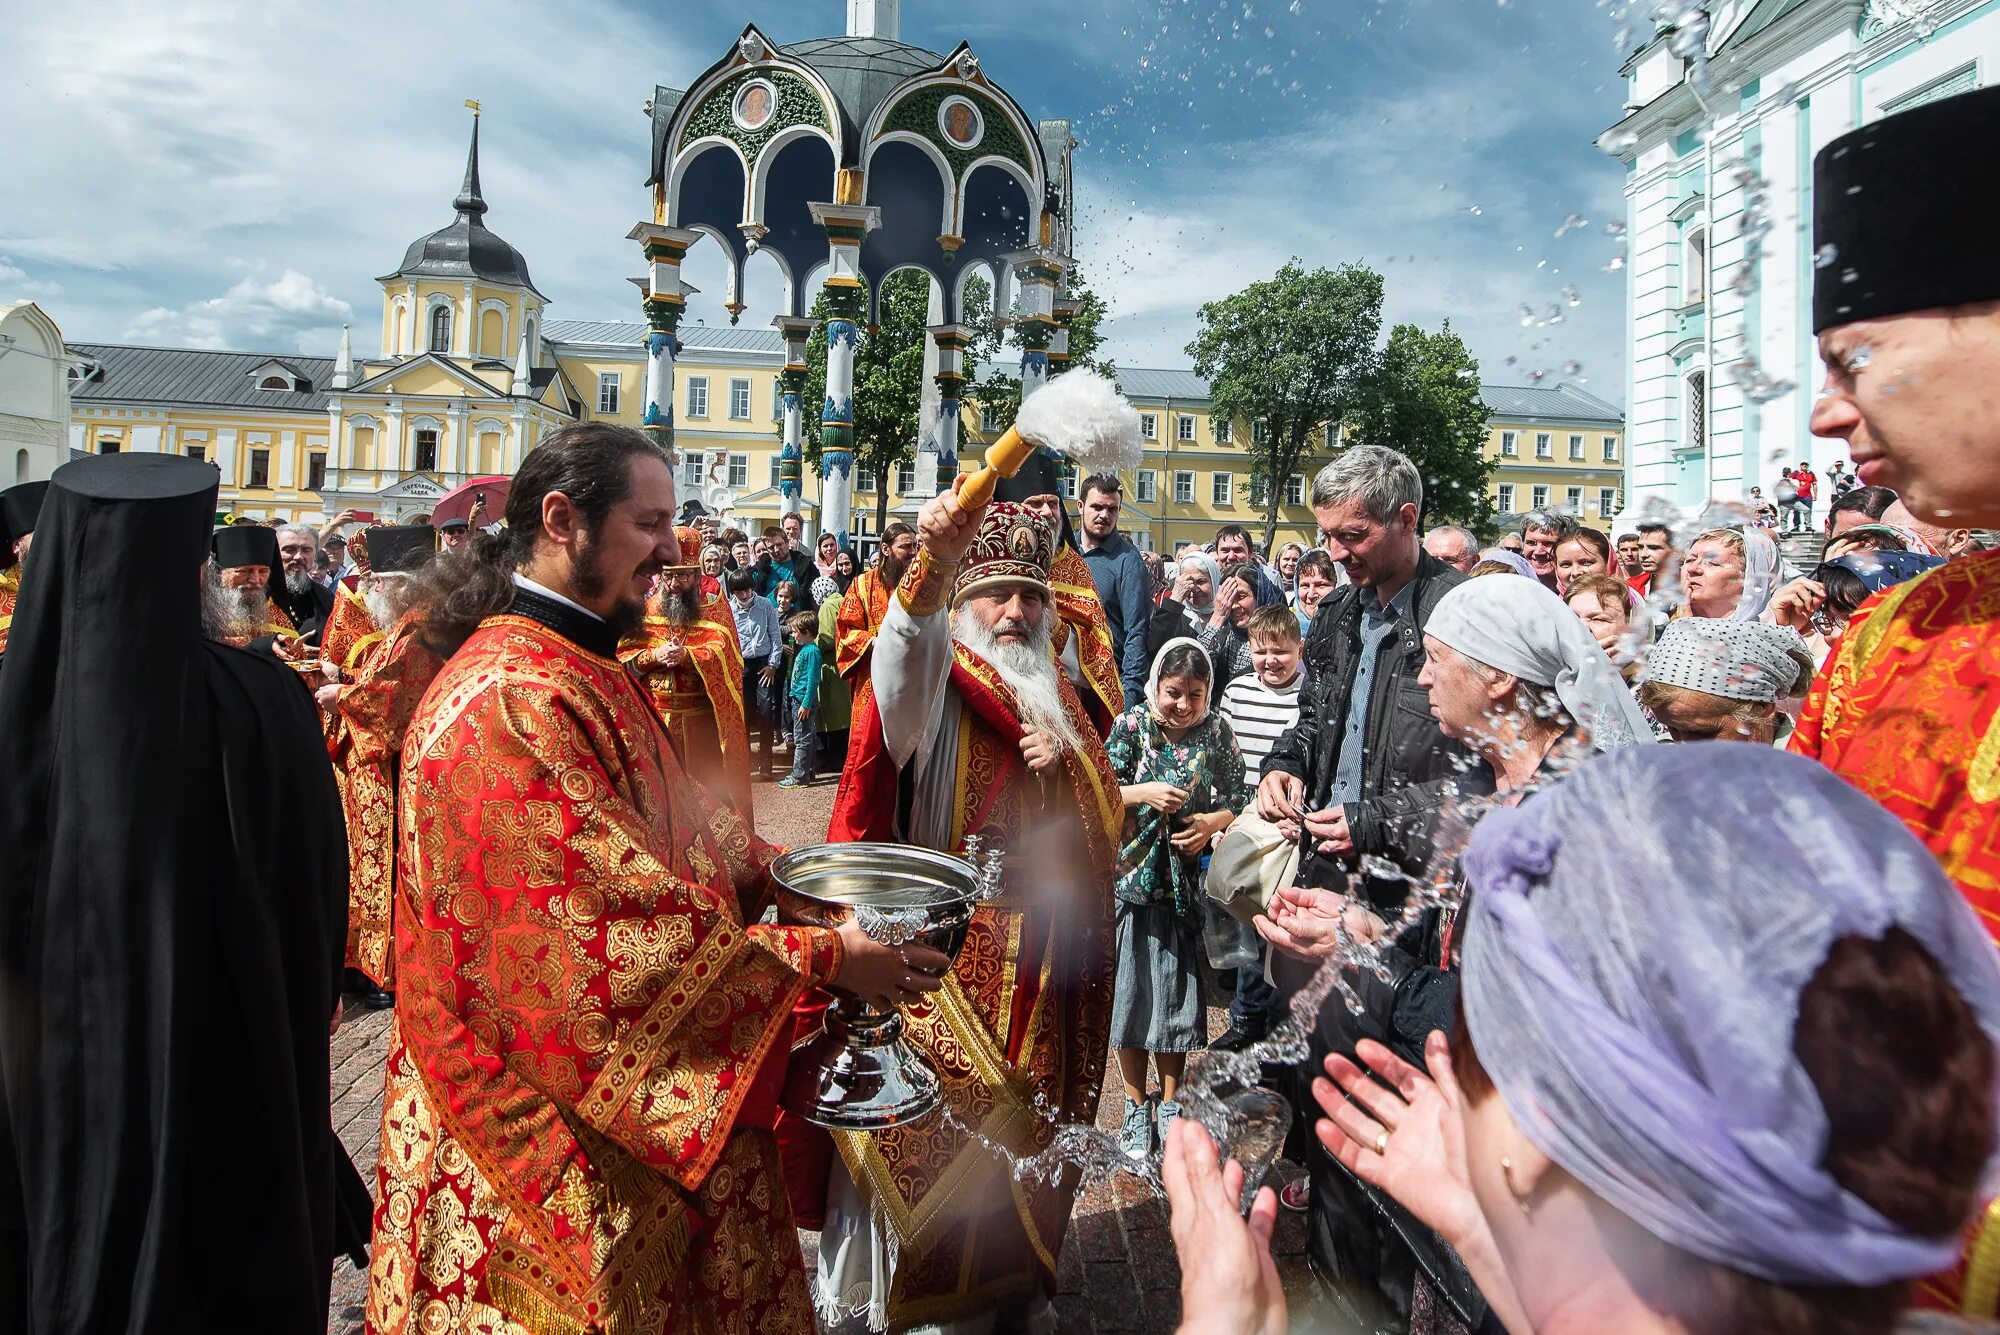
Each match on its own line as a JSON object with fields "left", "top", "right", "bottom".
{"left": 1729, "top": 525, "right": 1785, "bottom": 622}
{"left": 1176, "top": 550, "right": 1221, "bottom": 628}
{"left": 1146, "top": 636, "right": 1215, "bottom": 728}
{"left": 1425, "top": 575, "right": 1655, "bottom": 750}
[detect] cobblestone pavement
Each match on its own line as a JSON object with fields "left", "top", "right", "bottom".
{"left": 327, "top": 771, "right": 1320, "bottom": 1333}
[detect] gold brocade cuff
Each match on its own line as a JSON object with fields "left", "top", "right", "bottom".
{"left": 897, "top": 549, "right": 958, "bottom": 617}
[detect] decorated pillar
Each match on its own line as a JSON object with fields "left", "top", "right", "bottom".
{"left": 1049, "top": 292, "right": 1081, "bottom": 379}
{"left": 928, "top": 323, "right": 971, "bottom": 492}
{"left": 774, "top": 315, "right": 817, "bottom": 524}
{"left": 1007, "top": 243, "right": 1067, "bottom": 401}
{"left": 809, "top": 176, "right": 881, "bottom": 547}
{"left": 625, "top": 222, "right": 703, "bottom": 458}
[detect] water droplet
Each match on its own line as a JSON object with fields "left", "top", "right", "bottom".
{"left": 1597, "top": 126, "right": 1640, "bottom": 156}
{"left": 1554, "top": 212, "right": 1589, "bottom": 237}
{"left": 1562, "top": 359, "right": 1583, "bottom": 375}
{"left": 1813, "top": 243, "right": 1838, "bottom": 270}
{"left": 1841, "top": 267, "right": 1860, "bottom": 284}
{"left": 1562, "top": 284, "right": 1581, "bottom": 307}
{"left": 1846, "top": 183, "right": 1864, "bottom": 195}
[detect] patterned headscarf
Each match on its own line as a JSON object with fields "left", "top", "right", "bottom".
{"left": 810, "top": 575, "right": 840, "bottom": 604}
{"left": 1641, "top": 619, "right": 1814, "bottom": 703}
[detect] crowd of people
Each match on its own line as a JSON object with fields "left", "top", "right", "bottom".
{"left": 2, "top": 79, "right": 1999, "bottom": 1335}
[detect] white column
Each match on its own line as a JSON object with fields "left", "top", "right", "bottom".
{"left": 627, "top": 224, "right": 704, "bottom": 459}
{"left": 1007, "top": 244, "right": 1067, "bottom": 401}
{"left": 775, "top": 315, "right": 816, "bottom": 523}
{"left": 810, "top": 187, "right": 881, "bottom": 546}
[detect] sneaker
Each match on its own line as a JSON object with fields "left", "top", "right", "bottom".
{"left": 1211, "top": 1020, "right": 1268, "bottom": 1053}
{"left": 1280, "top": 1177, "right": 1311, "bottom": 1212}
{"left": 1118, "top": 1096, "right": 1155, "bottom": 1161}
{"left": 777, "top": 776, "right": 805, "bottom": 789}
{"left": 1155, "top": 1098, "right": 1184, "bottom": 1145}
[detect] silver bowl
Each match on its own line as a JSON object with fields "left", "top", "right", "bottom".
{"left": 774, "top": 842, "right": 984, "bottom": 1130}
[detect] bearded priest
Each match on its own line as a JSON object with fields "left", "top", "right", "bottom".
{"left": 319, "top": 524, "right": 442, "bottom": 1006}
{"left": 205, "top": 525, "right": 304, "bottom": 653}
{"left": 364, "top": 423, "right": 938, "bottom": 1335}
{"left": 833, "top": 520, "right": 918, "bottom": 683}
{"left": 808, "top": 485, "right": 1119, "bottom": 1333}
{"left": 620, "top": 530, "right": 754, "bottom": 819}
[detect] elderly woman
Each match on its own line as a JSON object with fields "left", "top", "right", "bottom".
{"left": 698, "top": 543, "right": 727, "bottom": 598}
{"left": 1254, "top": 575, "right": 1649, "bottom": 1330}
{"left": 1680, "top": 525, "right": 1783, "bottom": 621}
{"left": 1473, "top": 548, "right": 1538, "bottom": 580}
{"left": 1170, "top": 744, "right": 2000, "bottom": 1335}
{"left": 1637, "top": 618, "right": 1814, "bottom": 743}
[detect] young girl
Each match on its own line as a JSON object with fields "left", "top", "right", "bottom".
{"left": 1104, "top": 638, "right": 1246, "bottom": 1160}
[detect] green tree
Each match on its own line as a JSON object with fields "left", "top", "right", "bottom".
{"left": 962, "top": 266, "right": 1115, "bottom": 435}
{"left": 1187, "top": 261, "right": 1383, "bottom": 554}
{"left": 1345, "top": 322, "right": 1496, "bottom": 534}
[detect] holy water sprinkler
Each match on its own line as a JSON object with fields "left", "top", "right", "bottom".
{"left": 956, "top": 369, "right": 1144, "bottom": 509}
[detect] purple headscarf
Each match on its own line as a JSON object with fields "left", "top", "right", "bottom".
{"left": 1461, "top": 743, "right": 2000, "bottom": 1286}
{"left": 1477, "top": 548, "right": 1538, "bottom": 579}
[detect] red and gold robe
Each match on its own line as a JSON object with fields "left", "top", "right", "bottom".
{"left": 1791, "top": 549, "right": 2000, "bottom": 1316}
{"left": 216, "top": 597, "right": 302, "bottom": 652}
{"left": 833, "top": 567, "right": 893, "bottom": 682}
{"left": 1050, "top": 545, "right": 1121, "bottom": 736}
{"left": 619, "top": 597, "right": 753, "bottom": 820}
{"left": 0, "top": 566, "right": 17, "bottom": 659}
{"left": 366, "top": 609, "right": 843, "bottom": 1335}
{"left": 802, "top": 623, "right": 1120, "bottom": 1327}
{"left": 320, "top": 577, "right": 383, "bottom": 682}
{"left": 325, "top": 610, "right": 441, "bottom": 989}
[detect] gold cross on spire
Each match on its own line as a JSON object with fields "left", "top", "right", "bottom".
{"left": 464, "top": 98, "right": 481, "bottom": 116}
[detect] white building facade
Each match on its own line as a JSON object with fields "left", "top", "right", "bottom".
{"left": 0, "top": 302, "right": 72, "bottom": 485}
{"left": 1612, "top": 0, "right": 1998, "bottom": 516}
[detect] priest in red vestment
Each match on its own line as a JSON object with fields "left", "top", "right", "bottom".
{"left": 833, "top": 520, "right": 917, "bottom": 683}
{"left": 321, "top": 524, "right": 442, "bottom": 1001}
{"left": 806, "top": 488, "right": 1119, "bottom": 1332}
{"left": 1786, "top": 85, "right": 2000, "bottom": 1319}
{"left": 620, "top": 528, "right": 754, "bottom": 819}
{"left": 991, "top": 451, "right": 1122, "bottom": 735}
{"left": 365, "top": 423, "right": 935, "bottom": 1335}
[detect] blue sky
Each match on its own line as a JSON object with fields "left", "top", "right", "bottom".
{"left": 0, "top": 0, "right": 1635, "bottom": 398}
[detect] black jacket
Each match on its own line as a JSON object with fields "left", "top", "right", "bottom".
{"left": 1261, "top": 551, "right": 1491, "bottom": 903}
{"left": 753, "top": 548, "right": 818, "bottom": 612}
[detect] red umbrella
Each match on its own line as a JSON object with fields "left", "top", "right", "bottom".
{"left": 429, "top": 475, "right": 511, "bottom": 527}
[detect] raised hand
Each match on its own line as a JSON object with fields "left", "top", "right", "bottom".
{"left": 1162, "top": 1118, "right": 1286, "bottom": 1335}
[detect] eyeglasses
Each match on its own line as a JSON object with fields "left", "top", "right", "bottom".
{"left": 1810, "top": 606, "right": 1848, "bottom": 638}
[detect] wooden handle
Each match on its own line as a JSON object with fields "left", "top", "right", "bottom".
{"left": 957, "top": 424, "right": 1029, "bottom": 509}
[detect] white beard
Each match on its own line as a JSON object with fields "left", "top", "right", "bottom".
{"left": 284, "top": 566, "right": 314, "bottom": 599}
{"left": 202, "top": 580, "right": 266, "bottom": 642}
{"left": 362, "top": 574, "right": 414, "bottom": 629}
{"left": 952, "top": 605, "right": 1086, "bottom": 761}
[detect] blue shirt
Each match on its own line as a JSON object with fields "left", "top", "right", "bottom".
{"left": 1330, "top": 580, "right": 1417, "bottom": 808}
{"left": 789, "top": 641, "right": 823, "bottom": 711}
{"left": 730, "top": 594, "right": 780, "bottom": 661}
{"left": 1078, "top": 531, "right": 1153, "bottom": 708}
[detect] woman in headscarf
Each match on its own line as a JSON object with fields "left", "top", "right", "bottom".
{"left": 1173, "top": 743, "right": 2000, "bottom": 1335}
{"left": 1144, "top": 549, "right": 1222, "bottom": 667}
{"left": 1766, "top": 548, "right": 1946, "bottom": 666}
{"left": 832, "top": 545, "right": 859, "bottom": 592}
{"left": 1638, "top": 618, "right": 1815, "bottom": 743}
{"left": 1680, "top": 525, "right": 1783, "bottom": 621}
{"left": 1255, "top": 575, "right": 1649, "bottom": 1331}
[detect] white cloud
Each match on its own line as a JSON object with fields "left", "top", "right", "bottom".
{"left": 122, "top": 269, "right": 352, "bottom": 353}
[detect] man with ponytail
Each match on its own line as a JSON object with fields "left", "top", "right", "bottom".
{"left": 367, "top": 422, "right": 939, "bottom": 1333}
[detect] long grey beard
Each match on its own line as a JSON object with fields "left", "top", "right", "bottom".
{"left": 362, "top": 574, "right": 415, "bottom": 629}
{"left": 202, "top": 582, "right": 265, "bottom": 643}
{"left": 657, "top": 588, "right": 700, "bottom": 626}
{"left": 952, "top": 606, "right": 1086, "bottom": 761}
{"left": 285, "top": 567, "right": 314, "bottom": 599}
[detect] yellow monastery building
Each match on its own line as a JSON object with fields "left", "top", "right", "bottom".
{"left": 54, "top": 118, "right": 1621, "bottom": 546}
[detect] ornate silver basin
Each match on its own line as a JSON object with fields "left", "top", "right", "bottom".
{"left": 774, "top": 841, "right": 988, "bottom": 1130}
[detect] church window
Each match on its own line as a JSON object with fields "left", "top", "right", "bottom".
{"left": 414, "top": 429, "right": 439, "bottom": 472}
{"left": 1683, "top": 227, "right": 1707, "bottom": 305}
{"left": 429, "top": 305, "right": 452, "bottom": 353}
{"left": 686, "top": 377, "right": 709, "bottom": 418}
{"left": 307, "top": 453, "right": 327, "bottom": 490}
{"left": 249, "top": 449, "right": 271, "bottom": 489}
{"left": 597, "top": 372, "right": 621, "bottom": 415}
{"left": 1685, "top": 370, "right": 1707, "bottom": 451}
{"left": 729, "top": 378, "right": 752, "bottom": 420}
{"left": 260, "top": 375, "right": 290, "bottom": 390}
{"left": 728, "top": 453, "right": 749, "bottom": 488}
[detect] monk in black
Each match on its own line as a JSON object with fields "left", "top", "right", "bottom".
{"left": 0, "top": 454, "right": 365, "bottom": 1333}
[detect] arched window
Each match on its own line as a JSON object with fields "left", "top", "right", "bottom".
{"left": 259, "top": 375, "right": 290, "bottom": 390}
{"left": 1683, "top": 227, "right": 1707, "bottom": 305}
{"left": 1685, "top": 369, "right": 1707, "bottom": 451}
{"left": 14, "top": 449, "right": 27, "bottom": 482}
{"left": 429, "top": 305, "right": 452, "bottom": 353}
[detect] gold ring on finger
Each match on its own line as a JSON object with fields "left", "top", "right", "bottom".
{"left": 1373, "top": 1129, "right": 1390, "bottom": 1156}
